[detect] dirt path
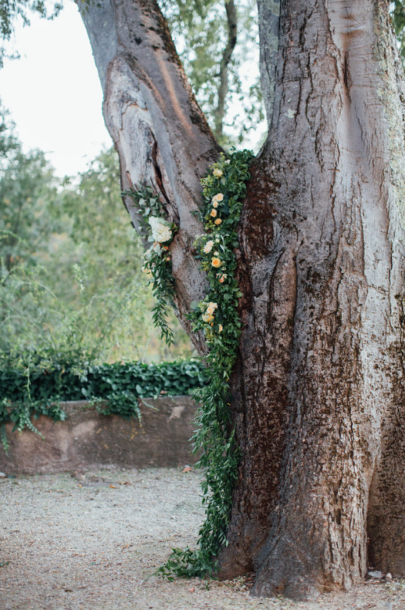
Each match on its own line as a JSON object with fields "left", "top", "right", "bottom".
{"left": 0, "top": 468, "right": 402, "bottom": 609}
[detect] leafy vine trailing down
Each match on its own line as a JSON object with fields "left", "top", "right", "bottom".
{"left": 123, "top": 185, "right": 178, "bottom": 346}
{"left": 157, "top": 149, "right": 254, "bottom": 578}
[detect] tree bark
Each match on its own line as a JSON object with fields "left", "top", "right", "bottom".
{"left": 81, "top": 0, "right": 221, "bottom": 351}
{"left": 220, "top": 0, "right": 405, "bottom": 599}
{"left": 82, "top": 0, "right": 405, "bottom": 600}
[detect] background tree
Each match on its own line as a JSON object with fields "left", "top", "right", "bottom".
{"left": 391, "top": 1, "right": 405, "bottom": 59}
{"left": 161, "top": 0, "right": 263, "bottom": 144}
{"left": 0, "top": 105, "right": 192, "bottom": 362}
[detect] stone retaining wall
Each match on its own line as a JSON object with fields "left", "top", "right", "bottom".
{"left": 0, "top": 396, "right": 198, "bottom": 474}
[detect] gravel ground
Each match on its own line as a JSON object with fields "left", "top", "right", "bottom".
{"left": 0, "top": 467, "right": 403, "bottom": 610}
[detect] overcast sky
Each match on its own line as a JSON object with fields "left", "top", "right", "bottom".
{"left": 0, "top": 2, "right": 111, "bottom": 177}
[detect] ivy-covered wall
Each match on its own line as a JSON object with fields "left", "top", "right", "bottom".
{"left": 0, "top": 360, "right": 205, "bottom": 449}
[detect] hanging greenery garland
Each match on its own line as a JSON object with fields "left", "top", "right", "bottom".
{"left": 123, "top": 185, "right": 178, "bottom": 345}
{"left": 156, "top": 149, "right": 254, "bottom": 578}
{"left": 125, "top": 151, "right": 253, "bottom": 576}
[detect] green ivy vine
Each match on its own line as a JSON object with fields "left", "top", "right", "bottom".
{"left": 158, "top": 149, "right": 253, "bottom": 578}
{"left": 123, "top": 185, "right": 178, "bottom": 345}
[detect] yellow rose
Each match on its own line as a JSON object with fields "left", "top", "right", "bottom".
{"left": 214, "top": 219, "right": 222, "bottom": 225}
{"left": 212, "top": 201, "right": 218, "bottom": 208}
{"left": 213, "top": 168, "right": 223, "bottom": 178}
{"left": 212, "top": 257, "right": 221, "bottom": 268}
{"left": 210, "top": 209, "right": 217, "bottom": 218}
{"left": 218, "top": 324, "right": 223, "bottom": 333}
{"left": 202, "top": 313, "right": 214, "bottom": 323}
{"left": 213, "top": 193, "right": 224, "bottom": 202}
{"left": 206, "top": 302, "right": 218, "bottom": 315}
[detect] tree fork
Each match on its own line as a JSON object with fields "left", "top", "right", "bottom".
{"left": 82, "top": 0, "right": 405, "bottom": 600}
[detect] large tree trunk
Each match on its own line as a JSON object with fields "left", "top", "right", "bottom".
{"left": 82, "top": 0, "right": 405, "bottom": 600}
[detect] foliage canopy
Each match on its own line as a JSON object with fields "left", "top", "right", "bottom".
{"left": 0, "top": 101, "right": 192, "bottom": 364}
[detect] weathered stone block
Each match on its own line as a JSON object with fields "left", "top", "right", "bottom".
{"left": 0, "top": 396, "right": 198, "bottom": 474}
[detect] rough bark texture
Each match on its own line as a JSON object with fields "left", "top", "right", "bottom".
{"left": 82, "top": 0, "right": 405, "bottom": 601}
{"left": 220, "top": 0, "right": 405, "bottom": 599}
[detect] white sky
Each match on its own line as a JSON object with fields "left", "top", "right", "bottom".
{"left": 0, "top": 2, "right": 111, "bottom": 177}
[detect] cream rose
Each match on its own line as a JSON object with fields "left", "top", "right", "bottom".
{"left": 213, "top": 168, "right": 223, "bottom": 178}
{"left": 148, "top": 216, "right": 172, "bottom": 243}
{"left": 203, "top": 240, "right": 214, "bottom": 254}
{"left": 202, "top": 313, "right": 214, "bottom": 323}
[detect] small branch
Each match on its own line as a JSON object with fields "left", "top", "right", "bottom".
{"left": 214, "top": 0, "right": 238, "bottom": 139}
{"left": 257, "top": 0, "right": 280, "bottom": 126}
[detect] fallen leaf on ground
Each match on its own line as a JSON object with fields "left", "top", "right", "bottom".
{"left": 182, "top": 466, "right": 192, "bottom": 473}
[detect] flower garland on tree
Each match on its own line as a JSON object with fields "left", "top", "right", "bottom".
{"left": 158, "top": 149, "right": 254, "bottom": 578}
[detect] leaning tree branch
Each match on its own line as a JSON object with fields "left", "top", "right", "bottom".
{"left": 214, "top": 0, "right": 238, "bottom": 139}
{"left": 81, "top": 0, "right": 222, "bottom": 351}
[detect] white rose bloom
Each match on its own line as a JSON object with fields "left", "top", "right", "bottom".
{"left": 149, "top": 216, "right": 172, "bottom": 243}
{"left": 203, "top": 240, "right": 214, "bottom": 254}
